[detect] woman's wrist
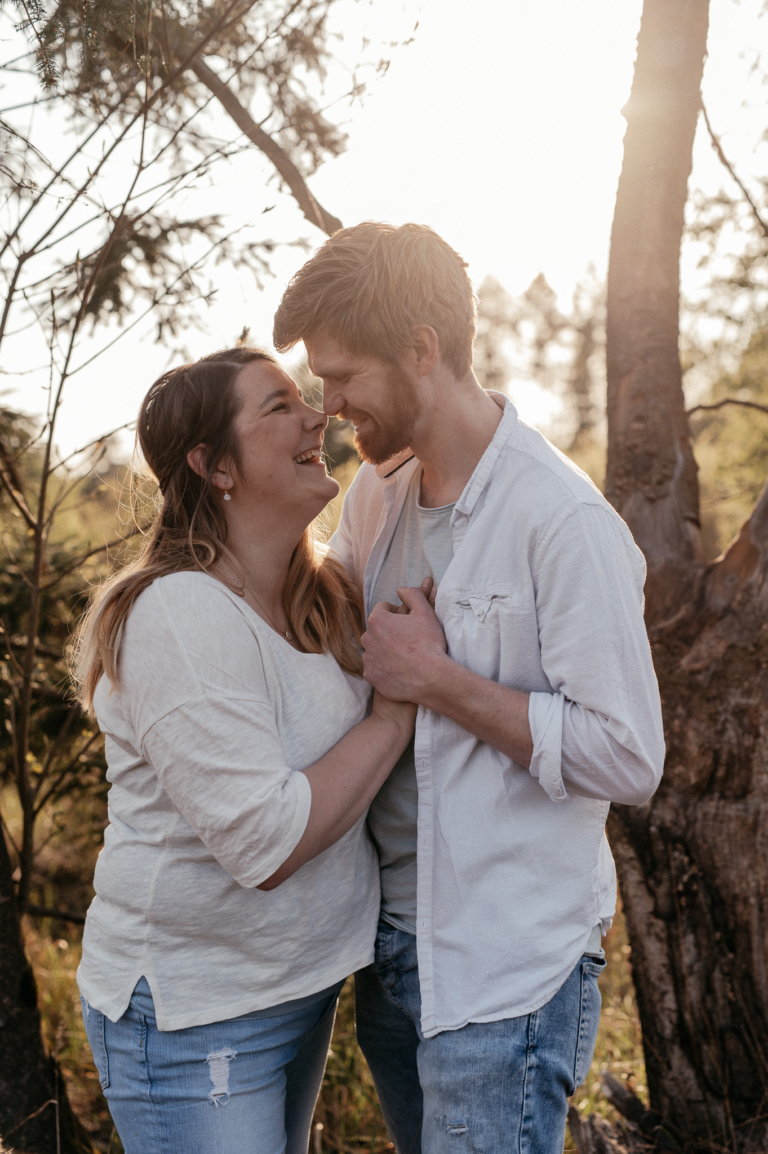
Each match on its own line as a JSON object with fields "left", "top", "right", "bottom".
{"left": 369, "top": 698, "right": 416, "bottom": 751}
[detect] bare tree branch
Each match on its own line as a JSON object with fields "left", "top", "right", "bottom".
{"left": 33, "top": 730, "right": 103, "bottom": 816}
{"left": 0, "top": 467, "right": 36, "bottom": 530}
{"left": 50, "top": 421, "right": 137, "bottom": 473}
{"left": 191, "top": 57, "right": 342, "bottom": 236}
{"left": 700, "top": 99, "right": 768, "bottom": 240}
{"left": 687, "top": 397, "right": 768, "bottom": 417}
{"left": 41, "top": 523, "right": 147, "bottom": 589}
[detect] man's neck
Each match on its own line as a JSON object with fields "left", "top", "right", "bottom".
{"left": 410, "top": 375, "right": 504, "bottom": 509}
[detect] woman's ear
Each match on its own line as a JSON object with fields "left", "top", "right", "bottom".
{"left": 187, "top": 444, "right": 233, "bottom": 492}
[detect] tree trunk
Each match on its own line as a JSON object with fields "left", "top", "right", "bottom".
{"left": 605, "top": 2, "right": 768, "bottom": 1150}
{"left": 0, "top": 830, "right": 94, "bottom": 1154}
{"left": 605, "top": 0, "right": 707, "bottom": 606}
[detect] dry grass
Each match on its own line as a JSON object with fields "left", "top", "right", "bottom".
{"left": 564, "top": 906, "right": 648, "bottom": 1151}
{"left": 25, "top": 901, "right": 645, "bottom": 1154}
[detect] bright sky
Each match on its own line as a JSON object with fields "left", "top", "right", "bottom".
{"left": 4, "top": 0, "right": 768, "bottom": 455}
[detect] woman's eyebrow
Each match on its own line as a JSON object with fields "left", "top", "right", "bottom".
{"left": 258, "top": 388, "right": 291, "bottom": 410}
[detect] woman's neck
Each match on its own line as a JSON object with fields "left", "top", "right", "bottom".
{"left": 218, "top": 510, "right": 303, "bottom": 618}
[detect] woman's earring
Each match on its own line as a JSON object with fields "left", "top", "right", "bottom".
{"left": 223, "top": 491, "right": 231, "bottom": 501}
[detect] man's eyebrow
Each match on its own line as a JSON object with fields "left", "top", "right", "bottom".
{"left": 314, "top": 369, "right": 348, "bottom": 381}
{"left": 258, "top": 388, "right": 291, "bottom": 410}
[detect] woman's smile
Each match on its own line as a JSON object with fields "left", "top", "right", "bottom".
{"left": 292, "top": 444, "right": 326, "bottom": 467}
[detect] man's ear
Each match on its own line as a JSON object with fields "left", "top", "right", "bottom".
{"left": 409, "top": 325, "right": 440, "bottom": 378}
{"left": 187, "top": 444, "right": 233, "bottom": 491}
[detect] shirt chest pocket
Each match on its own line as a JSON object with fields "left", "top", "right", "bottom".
{"left": 443, "top": 591, "right": 545, "bottom": 689}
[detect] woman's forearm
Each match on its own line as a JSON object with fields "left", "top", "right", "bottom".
{"left": 257, "top": 709, "right": 412, "bottom": 890}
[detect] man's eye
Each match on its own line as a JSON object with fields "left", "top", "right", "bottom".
{"left": 271, "top": 402, "right": 289, "bottom": 413}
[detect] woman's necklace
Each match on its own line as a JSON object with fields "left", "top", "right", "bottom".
{"left": 242, "top": 581, "right": 293, "bottom": 641}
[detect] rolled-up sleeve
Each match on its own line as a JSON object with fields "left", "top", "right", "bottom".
{"left": 142, "top": 695, "right": 312, "bottom": 888}
{"left": 527, "top": 502, "right": 665, "bottom": 805}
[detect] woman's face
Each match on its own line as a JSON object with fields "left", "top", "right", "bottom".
{"left": 224, "top": 359, "right": 339, "bottom": 518}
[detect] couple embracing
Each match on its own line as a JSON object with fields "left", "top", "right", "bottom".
{"left": 75, "top": 222, "right": 664, "bottom": 1154}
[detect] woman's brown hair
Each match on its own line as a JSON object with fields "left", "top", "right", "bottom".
{"left": 73, "top": 347, "right": 364, "bottom": 710}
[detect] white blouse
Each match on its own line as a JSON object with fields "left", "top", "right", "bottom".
{"left": 77, "top": 571, "right": 378, "bottom": 1031}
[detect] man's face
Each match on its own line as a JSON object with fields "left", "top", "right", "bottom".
{"left": 305, "top": 331, "right": 420, "bottom": 466}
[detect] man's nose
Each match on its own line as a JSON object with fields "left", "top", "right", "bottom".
{"left": 322, "top": 383, "right": 345, "bottom": 417}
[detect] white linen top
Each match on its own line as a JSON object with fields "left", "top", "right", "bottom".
{"left": 76, "top": 571, "right": 378, "bottom": 1031}
{"left": 330, "top": 394, "right": 665, "bottom": 1039}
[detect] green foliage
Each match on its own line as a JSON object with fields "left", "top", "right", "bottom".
{"left": 0, "top": 406, "right": 133, "bottom": 907}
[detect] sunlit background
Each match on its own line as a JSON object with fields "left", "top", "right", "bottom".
{"left": 3, "top": 0, "right": 767, "bottom": 453}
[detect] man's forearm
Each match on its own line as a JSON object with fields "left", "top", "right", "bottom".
{"left": 419, "top": 654, "right": 533, "bottom": 769}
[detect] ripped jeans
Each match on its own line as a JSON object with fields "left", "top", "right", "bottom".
{"left": 355, "top": 922, "right": 606, "bottom": 1154}
{"left": 80, "top": 977, "right": 340, "bottom": 1154}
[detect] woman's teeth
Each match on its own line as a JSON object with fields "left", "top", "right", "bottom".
{"left": 293, "top": 448, "right": 322, "bottom": 464}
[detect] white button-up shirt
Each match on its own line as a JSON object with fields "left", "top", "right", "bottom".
{"left": 330, "top": 395, "right": 664, "bottom": 1038}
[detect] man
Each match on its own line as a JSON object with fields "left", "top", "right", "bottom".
{"left": 273, "top": 222, "right": 664, "bottom": 1154}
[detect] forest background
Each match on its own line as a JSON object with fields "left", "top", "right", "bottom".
{"left": 1, "top": 0, "right": 767, "bottom": 1151}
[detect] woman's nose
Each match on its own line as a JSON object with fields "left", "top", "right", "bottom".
{"left": 304, "top": 404, "right": 328, "bottom": 431}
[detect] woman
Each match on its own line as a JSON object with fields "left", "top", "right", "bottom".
{"left": 74, "top": 346, "right": 415, "bottom": 1154}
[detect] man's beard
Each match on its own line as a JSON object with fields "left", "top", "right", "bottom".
{"left": 342, "top": 365, "right": 419, "bottom": 466}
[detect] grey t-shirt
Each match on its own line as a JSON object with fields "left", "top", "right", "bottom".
{"left": 368, "top": 468, "right": 455, "bottom": 935}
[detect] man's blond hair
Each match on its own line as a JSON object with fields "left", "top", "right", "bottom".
{"left": 273, "top": 221, "right": 477, "bottom": 378}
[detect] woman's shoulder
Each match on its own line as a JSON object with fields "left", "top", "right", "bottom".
{"left": 123, "top": 571, "right": 268, "bottom": 686}
{"left": 130, "top": 570, "right": 249, "bottom": 628}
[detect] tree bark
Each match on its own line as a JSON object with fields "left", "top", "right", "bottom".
{"left": 605, "top": 0, "right": 708, "bottom": 591}
{"left": 605, "top": 2, "right": 768, "bottom": 1149}
{"left": 0, "top": 830, "right": 94, "bottom": 1153}
{"left": 609, "top": 492, "right": 768, "bottom": 1150}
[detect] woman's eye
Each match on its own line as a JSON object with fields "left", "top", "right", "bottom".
{"left": 271, "top": 403, "right": 289, "bottom": 413}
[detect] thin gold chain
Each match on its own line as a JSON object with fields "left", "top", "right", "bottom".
{"left": 242, "top": 581, "right": 293, "bottom": 641}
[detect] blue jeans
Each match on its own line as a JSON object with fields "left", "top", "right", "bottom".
{"left": 81, "top": 977, "right": 340, "bottom": 1154}
{"left": 355, "top": 922, "right": 605, "bottom": 1154}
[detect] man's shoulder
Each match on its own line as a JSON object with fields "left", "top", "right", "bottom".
{"left": 499, "top": 420, "right": 609, "bottom": 520}
{"left": 496, "top": 422, "right": 644, "bottom": 577}
{"left": 506, "top": 420, "right": 602, "bottom": 496}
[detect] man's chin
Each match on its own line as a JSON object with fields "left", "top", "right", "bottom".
{"left": 354, "top": 429, "right": 411, "bottom": 467}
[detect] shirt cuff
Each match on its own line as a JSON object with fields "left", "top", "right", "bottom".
{"left": 528, "top": 691, "right": 569, "bottom": 803}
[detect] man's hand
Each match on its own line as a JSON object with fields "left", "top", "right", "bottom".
{"left": 362, "top": 577, "right": 448, "bottom": 703}
{"left": 363, "top": 576, "right": 533, "bottom": 766}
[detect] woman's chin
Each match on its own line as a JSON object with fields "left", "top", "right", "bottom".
{"left": 318, "top": 473, "right": 341, "bottom": 503}
{"left": 298, "top": 471, "right": 340, "bottom": 520}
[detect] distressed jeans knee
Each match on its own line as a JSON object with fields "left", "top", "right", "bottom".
{"left": 206, "top": 1047, "right": 237, "bottom": 1106}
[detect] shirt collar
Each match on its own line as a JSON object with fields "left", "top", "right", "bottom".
{"left": 454, "top": 392, "right": 518, "bottom": 517}
{"left": 374, "top": 448, "right": 416, "bottom": 480}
